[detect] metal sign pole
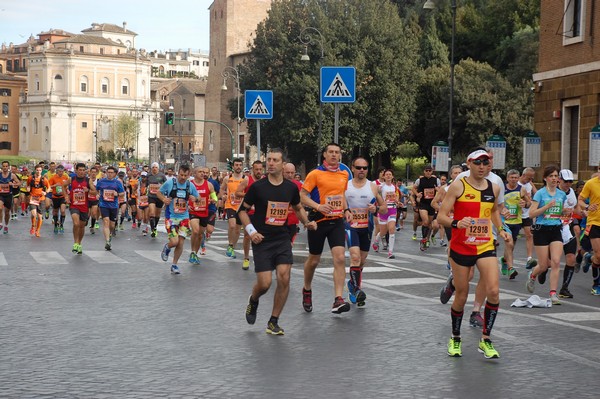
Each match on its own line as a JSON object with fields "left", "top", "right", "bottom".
{"left": 257, "top": 120, "right": 261, "bottom": 161}
{"left": 334, "top": 104, "right": 339, "bottom": 143}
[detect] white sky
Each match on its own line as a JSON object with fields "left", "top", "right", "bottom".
{"left": 0, "top": 0, "right": 212, "bottom": 53}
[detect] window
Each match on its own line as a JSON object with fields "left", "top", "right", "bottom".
{"left": 14, "top": 60, "right": 19, "bottom": 71}
{"left": 203, "top": 61, "right": 209, "bottom": 67}
{"left": 183, "top": 99, "right": 186, "bottom": 108}
{"left": 6, "top": 60, "right": 11, "bottom": 72}
{"left": 100, "top": 48, "right": 105, "bottom": 55}
{"left": 1, "top": 124, "right": 8, "bottom": 132}
{"left": 101, "top": 78, "right": 109, "bottom": 94}
{"left": 35, "top": 74, "right": 40, "bottom": 91}
{"left": 1, "top": 89, "right": 12, "bottom": 96}
{"left": 0, "top": 142, "right": 11, "bottom": 150}
{"left": 188, "top": 121, "right": 192, "bottom": 130}
{"left": 33, "top": 117, "right": 38, "bottom": 134}
{"left": 121, "top": 79, "right": 129, "bottom": 95}
{"left": 561, "top": 100, "right": 580, "bottom": 173}
{"left": 80, "top": 75, "right": 88, "bottom": 93}
{"left": 81, "top": 82, "right": 87, "bottom": 92}
{"left": 564, "top": 0, "right": 585, "bottom": 44}
{"left": 80, "top": 46, "right": 84, "bottom": 52}
{"left": 82, "top": 122, "right": 88, "bottom": 128}
{"left": 0, "top": 65, "right": 3, "bottom": 73}
{"left": 2, "top": 103, "right": 8, "bottom": 117}
{"left": 54, "top": 74, "right": 62, "bottom": 80}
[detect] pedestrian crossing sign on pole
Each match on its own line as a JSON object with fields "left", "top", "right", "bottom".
{"left": 245, "top": 90, "right": 273, "bottom": 120}
{"left": 320, "top": 66, "right": 356, "bottom": 103}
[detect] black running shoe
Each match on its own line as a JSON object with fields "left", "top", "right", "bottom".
{"left": 509, "top": 268, "right": 519, "bottom": 280}
{"left": 302, "top": 288, "right": 313, "bottom": 312}
{"left": 538, "top": 270, "right": 548, "bottom": 285}
{"left": 440, "top": 274, "right": 455, "bottom": 304}
{"left": 331, "top": 296, "right": 350, "bottom": 314}
{"left": 266, "top": 321, "right": 284, "bottom": 335}
{"left": 559, "top": 287, "right": 574, "bottom": 299}
{"left": 245, "top": 295, "right": 258, "bottom": 325}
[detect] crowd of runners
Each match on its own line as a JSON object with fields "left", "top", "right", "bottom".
{"left": 2, "top": 143, "right": 600, "bottom": 358}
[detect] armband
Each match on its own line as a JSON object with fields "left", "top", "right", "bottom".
{"left": 245, "top": 224, "right": 257, "bottom": 236}
{"left": 210, "top": 192, "right": 218, "bottom": 202}
{"left": 451, "top": 220, "right": 458, "bottom": 229}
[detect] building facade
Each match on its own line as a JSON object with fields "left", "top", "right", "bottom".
{"left": 0, "top": 70, "right": 27, "bottom": 155}
{"left": 533, "top": 0, "right": 600, "bottom": 180}
{"left": 150, "top": 49, "right": 209, "bottom": 79}
{"left": 15, "top": 23, "right": 161, "bottom": 163}
{"left": 203, "top": 0, "right": 271, "bottom": 167}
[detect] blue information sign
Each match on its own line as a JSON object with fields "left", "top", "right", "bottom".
{"left": 245, "top": 90, "right": 273, "bottom": 120}
{"left": 320, "top": 67, "right": 356, "bottom": 103}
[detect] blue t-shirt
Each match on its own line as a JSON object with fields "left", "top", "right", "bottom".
{"left": 533, "top": 187, "right": 567, "bottom": 226}
{"left": 207, "top": 177, "right": 220, "bottom": 213}
{"left": 160, "top": 178, "right": 199, "bottom": 220}
{"left": 96, "top": 178, "right": 125, "bottom": 209}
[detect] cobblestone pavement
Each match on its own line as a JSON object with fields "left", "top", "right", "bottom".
{"left": 1, "top": 214, "right": 599, "bottom": 398}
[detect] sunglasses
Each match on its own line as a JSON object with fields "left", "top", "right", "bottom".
{"left": 354, "top": 166, "right": 368, "bottom": 170}
{"left": 563, "top": 180, "right": 573, "bottom": 183}
{"left": 472, "top": 159, "right": 490, "bottom": 166}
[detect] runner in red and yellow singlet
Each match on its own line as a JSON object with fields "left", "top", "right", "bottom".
{"left": 219, "top": 158, "right": 246, "bottom": 258}
{"left": 236, "top": 160, "right": 264, "bottom": 270}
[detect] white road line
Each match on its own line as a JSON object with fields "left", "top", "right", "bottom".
{"left": 316, "top": 266, "right": 397, "bottom": 274}
{"left": 366, "top": 277, "right": 444, "bottom": 287}
{"left": 85, "top": 251, "right": 129, "bottom": 264}
{"left": 30, "top": 251, "right": 68, "bottom": 264}
{"left": 543, "top": 312, "right": 600, "bottom": 322}
{"left": 0, "top": 252, "right": 7, "bottom": 265}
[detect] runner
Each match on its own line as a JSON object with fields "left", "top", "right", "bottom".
{"left": 9, "top": 164, "right": 22, "bottom": 221}
{"left": 283, "top": 162, "right": 303, "bottom": 242}
{"left": 499, "top": 169, "right": 528, "bottom": 279}
{"left": 147, "top": 162, "right": 167, "bottom": 237}
{"left": 27, "top": 165, "right": 50, "bottom": 237}
{"left": 578, "top": 166, "right": 600, "bottom": 295}
{"left": 95, "top": 166, "right": 125, "bottom": 250}
{"left": 520, "top": 167, "right": 538, "bottom": 269}
{"left": 137, "top": 172, "right": 150, "bottom": 236}
{"left": 116, "top": 171, "right": 128, "bottom": 231}
{"left": 44, "top": 161, "right": 57, "bottom": 219}
{"left": 556, "top": 169, "right": 579, "bottom": 298}
{"left": 87, "top": 167, "right": 100, "bottom": 235}
{"left": 525, "top": 165, "right": 568, "bottom": 305}
{"left": 345, "top": 157, "right": 386, "bottom": 307}
{"left": 375, "top": 169, "right": 400, "bottom": 259}
{"left": 220, "top": 158, "right": 245, "bottom": 258}
{"left": 205, "top": 167, "right": 221, "bottom": 248}
{"left": 396, "top": 178, "right": 409, "bottom": 231}
{"left": 49, "top": 165, "right": 70, "bottom": 234}
{"left": 240, "top": 148, "right": 317, "bottom": 335}
{"left": 235, "top": 160, "right": 264, "bottom": 269}
{"left": 412, "top": 164, "right": 440, "bottom": 251}
{"left": 188, "top": 167, "right": 217, "bottom": 264}
{"left": 127, "top": 167, "right": 139, "bottom": 229}
{"left": 19, "top": 166, "right": 31, "bottom": 216}
{"left": 301, "top": 143, "right": 353, "bottom": 314}
{"left": 65, "top": 163, "right": 96, "bottom": 255}
{"left": 438, "top": 149, "right": 510, "bottom": 359}
{"left": 0, "top": 161, "right": 21, "bottom": 234}
{"left": 157, "top": 164, "right": 199, "bottom": 275}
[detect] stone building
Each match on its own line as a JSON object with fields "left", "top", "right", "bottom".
{"left": 533, "top": 0, "right": 600, "bottom": 179}
{"left": 0, "top": 65, "right": 27, "bottom": 155}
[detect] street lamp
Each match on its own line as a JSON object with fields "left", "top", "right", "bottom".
{"left": 168, "top": 91, "right": 184, "bottom": 164}
{"left": 424, "top": 0, "right": 456, "bottom": 172}
{"left": 221, "top": 66, "right": 241, "bottom": 160}
{"left": 94, "top": 109, "right": 103, "bottom": 162}
{"left": 299, "top": 26, "right": 324, "bottom": 164}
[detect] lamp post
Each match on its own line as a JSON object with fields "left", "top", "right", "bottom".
{"left": 168, "top": 92, "right": 184, "bottom": 164}
{"left": 424, "top": 0, "right": 455, "bottom": 172}
{"left": 221, "top": 66, "right": 241, "bottom": 160}
{"left": 94, "top": 109, "right": 103, "bottom": 162}
{"left": 299, "top": 26, "right": 325, "bottom": 164}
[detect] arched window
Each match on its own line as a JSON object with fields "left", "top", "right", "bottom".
{"left": 33, "top": 118, "right": 38, "bottom": 134}
{"left": 121, "top": 78, "right": 129, "bottom": 95}
{"left": 54, "top": 74, "right": 64, "bottom": 92}
{"left": 101, "top": 77, "right": 109, "bottom": 94}
{"left": 34, "top": 74, "right": 40, "bottom": 91}
{"left": 80, "top": 75, "right": 89, "bottom": 93}
{"left": 54, "top": 74, "right": 62, "bottom": 79}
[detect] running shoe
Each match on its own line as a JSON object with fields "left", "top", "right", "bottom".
{"left": 118, "top": 224, "right": 124, "bottom": 231}
{"left": 76, "top": 245, "right": 82, "bottom": 255}
{"left": 245, "top": 295, "right": 258, "bottom": 325}
{"left": 142, "top": 229, "right": 147, "bottom": 237}
{"left": 430, "top": 236, "right": 436, "bottom": 246}
{"left": 200, "top": 247, "right": 206, "bottom": 255}
{"left": 591, "top": 286, "right": 600, "bottom": 296}
{"left": 550, "top": 292, "right": 561, "bottom": 305}
{"left": 54, "top": 225, "right": 58, "bottom": 234}
{"left": 266, "top": 321, "right": 284, "bottom": 335}
{"left": 387, "top": 252, "right": 395, "bottom": 259}
{"left": 478, "top": 338, "right": 500, "bottom": 359}
{"left": 132, "top": 221, "right": 137, "bottom": 229}
{"left": 94, "top": 223, "right": 99, "bottom": 229}
{"left": 151, "top": 229, "right": 157, "bottom": 238}
{"left": 189, "top": 252, "right": 200, "bottom": 265}
{"left": 170, "top": 264, "right": 181, "bottom": 275}
{"left": 347, "top": 280, "right": 367, "bottom": 305}
{"left": 509, "top": 268, "right": 518, "bottom": 280}
{"left": 161, "top": 244, "right": 171, "bottom": 261}
{"left": 2, "top": 226, "right": 7, "bottom": 235}
{"left": 419, "top": 238, "right": 428, "bottom": 251}
{"left": 347, "top": 280, "right": 357, "bottom": 304}
{"left": 412, "top": 233, "right": 417, "bottom": 241}
{"left": 425, "top": 240, "right": 430, "bottom": 249}
{"left": 447, "top": 337, "right": 462, "bottom": 357}
{"left": 538, "top": 270, "right": 548, "bottom": 285}
{"left": 500, "top": 256, "right": 508, "bottom": 275}
{"left": 72, "top": 243, "right": 78, "bottom": 253}
{"left": 331, "top": 296, "right": 351, "bottom": 314}
{"left": 226, "top": 245, "right": 236, "bottom": 258}
{"left": 302, "top": 288, "right": 313, "bottom": 312}
{"left": 440, "top": 274, "right": 455, "bottom": 304}
{"left": 59, "top": 226, "right": 64, "bottom": 234}
{"left": 90, "top": 227, "right": 95, "bottom": 235}
{"left": 372, "top": 243, "right": 379, "bottom": 252}
{"left": 559, "top": 287, "right": 573, "bottom": 298}
{"left": 105, "top": 241, "right": 111, "bottom": 251}
{"left": 396, "top": 226, "right": 401, "bottom": 232}
{"left": 526, "top": 271, "right": 535, "bottom": 293}
{"left": 440, "top": 239, "right": 447, "bottom": 247}
{"left": 382, "top": 243, "right": 388, "bottom": 251}
{"left": 242, "top": 258, "right": 250, "bottom": 270}
{"left": 469, "top": 311, "right": 484, "bottom": 328}
{"left": 525, "top": 258, "right": 538, "bottom": 270}
{"left": 45, "top": 210, "right": 49, "bottom": 219}
{"left": 35, "top": 229, "right": 40, "bottom": 237}
{"left": 583, "top": 252, "right": 592, "bottom": 273}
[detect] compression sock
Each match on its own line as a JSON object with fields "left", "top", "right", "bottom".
{"left": 388, "top": 234, "right": 396, "bottom": 253}
{"left": 349, "top": 266, "right": 362, "bottom": 288}
{"left": 483, "top": 301, "right": 499, "bottom": 336}
{"left": 562, "top": 265, "right": 575, "bottom": 288}
{"left": 451, "top": 307, "right": 463, "bottom": 337}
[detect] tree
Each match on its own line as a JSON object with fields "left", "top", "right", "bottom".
{"left": 114, "top": 113, "right": 140, "bottom": 157}
{"left": 239, "top": 0, "right": 421, "bottom": 169}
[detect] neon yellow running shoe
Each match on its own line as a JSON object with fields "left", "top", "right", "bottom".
{"left": 242, "top": 258, "right": 250, "bottom": 270}
{"left": 478, "top": 338, "right": 500, "bottom": 359}
{"left": 447, "top": 336, "right": 462, "bottom": 357}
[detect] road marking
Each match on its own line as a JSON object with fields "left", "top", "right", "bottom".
{"left": 543, "top": 312, "right": 600, "bottom": 322}
{"left": 31, "top": 251, "right": 68, "bottom": 264}
{"left": 316, "top": 266, "right": 397, "bottom": 274}
{"left": 366, "top": 277, "right": 444, "bottom": 287}
{"left": 85, "top": 251, "right": 129, "bottom": 264}
{"left": 0, "top": 252, "right": 6, "bottom": 265}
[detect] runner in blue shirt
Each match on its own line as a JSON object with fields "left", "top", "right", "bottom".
{"left": 95, "top": 166, "right": 125, "bottom": 250}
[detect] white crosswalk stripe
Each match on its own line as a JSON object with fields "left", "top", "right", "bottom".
{"left": 85, "top": 251, "right": 129, "bottom": 264}
{"left": 0, "top": 252, "right": 7, "bottom": 266}
{"left": 30, "top": 251, "right": 68, "bottom": 264}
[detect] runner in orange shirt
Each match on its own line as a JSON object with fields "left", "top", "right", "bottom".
{"left": 27, "top": 165, "right": 50, "bottom": 237}
{"left": 48, "top": 164, "right": 70, "bottom": 234}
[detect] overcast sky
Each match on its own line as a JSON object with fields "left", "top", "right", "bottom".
{"left": 0, "top": 0, "right": 212, "bottom": 53}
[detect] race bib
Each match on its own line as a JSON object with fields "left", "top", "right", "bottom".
{"left": 560, "top": 208, "right": 573, "bottom": 225}
{"left": 0, "top": 183, "right": 9, "bottom": 194}
{"left": 55, "top": 185, "right": 63, "bottom": 194}
{"left": 149, "top": 183, "right": 160, "bottom": 194}
{"left": 118, "top": 192, "right": 126, "bottom": 202}
{"left": 424, "top": 188, "right": 435, "bottom": 200}
{"left": 30, "top": 196, "right": 41, "bottom": 206}
{"left": 190, "top": 197, "right": 207, "bottom": 212}
{"left": 21, "top": 180, "right": 27, "bottom": 188}
{"left": 230, "top": 193, "right": 240, "bottom": 206}
{"left": 544, "top": 201, "right": 563, "bottom": 219}
{"left": 173, "top": 198, "right": 187, "bottom": 214}
{"left": 73, "top": 190, "right": 86, "bottom": 206}
{"left": 385, "top": 192, "right": 397, "bottom": 208}
{"left": 265, "top": 201, "right": 289, "bottom": 226}
{"left": 138, "top": 195, "right": 149, "bottom": 207}
{"left": 464, "top": 218, "right": 491, "bottom": 245}
{"left": 325, "top": 195, "right": 343, "bottom": 216}
{"left": 350, "top": 208, "right": 369, "bottom": 229}
{"left": 103, "top": 189, "right": 116, "bottom": 202}
{"left": 506, "top": 203, "right": 518, "bottom": 220}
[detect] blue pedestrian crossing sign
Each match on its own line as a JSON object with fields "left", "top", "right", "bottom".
{"left": 245, "top": 90, "right": 273, "bottom": 120}
{"left": 320, "top": 66, "right": 356, "bottom": 103}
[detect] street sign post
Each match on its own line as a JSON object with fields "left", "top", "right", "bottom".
{"left": 486, "top": 134, "right": 507, "bottom": 170}
{"left": 320, "top": 66, "right": 356, "bottom": 143}
{"left": 245, "top": 90, "right": 273, "bottom": 160}
{"left": 523, "top": 130, "right": 541, "bottom": 168}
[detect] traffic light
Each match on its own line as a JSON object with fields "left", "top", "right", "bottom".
{"left": 226, "top": 158, "right": 233, "bottom": 172}
{"left": 165, "top": 112, "right": 174, "bottom": 125}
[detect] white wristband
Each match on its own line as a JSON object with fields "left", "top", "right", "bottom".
{"left": 245, "top": 224, "right": 257, "bottom": 236}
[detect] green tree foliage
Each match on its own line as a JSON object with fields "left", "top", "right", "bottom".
{"left": 239, "top": 0, "right": 421, "bottom": 168}
{"left": 114, "top": 113, "right": 140, "bottom": 155}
